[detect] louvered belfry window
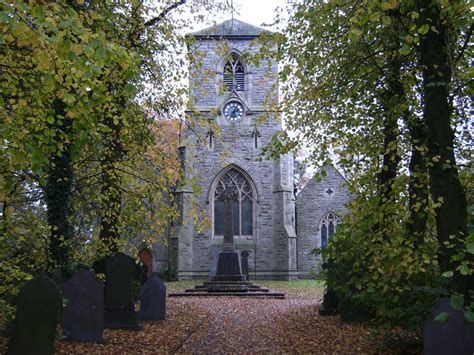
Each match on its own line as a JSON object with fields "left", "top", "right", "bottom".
{"left": 223, "top": 54, "right": 245, "bottom": 91}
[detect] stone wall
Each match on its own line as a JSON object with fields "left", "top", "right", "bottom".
{"left": 296, "top": 165, "right": 351, "bottom": 278}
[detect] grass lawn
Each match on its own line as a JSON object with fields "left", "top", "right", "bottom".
{"left": 165, "top": 278, "right": 325, "bottom": 299}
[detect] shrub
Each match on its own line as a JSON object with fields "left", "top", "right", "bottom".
{"left": 316, "top": 195, "right": 443, "bottom": 330}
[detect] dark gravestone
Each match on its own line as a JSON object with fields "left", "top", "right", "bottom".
{"left": 139, "top": 275, "right": 166, "bottom": 321}
{"left": 7, "top": 275, "right": 62, "bottom": 355}
{"left": 60, "top": 270, "right": 103, "bottom": 342}
{"left": 319, "top": 260, "right": 338, "bottom": 316}
{"left": 319, "top": 289, "right": 338, "bottom": 316}
{"left": 103, "top": 252, "right": 141, "bottom": 330}
{"left": 241, "top": 250, "right": 249, "bottom": 281}
{"left": 423, "top": 298, "right": 474, "bottom": 355}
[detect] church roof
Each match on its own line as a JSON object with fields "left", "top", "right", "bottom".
{"left": 190, "top": 18, "right": 270, "bottom": 40}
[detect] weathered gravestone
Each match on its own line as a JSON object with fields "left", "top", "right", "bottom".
{"left": 423, "top": 298, "right": 474, "bottom": 355}
{"left": 319, "top": 260, "right": 338, "bottom": 316}
{"left": 209, "top": 246, "right": 221, "bottom": 277}
{"left": 7, "top": 275, "right": 62, "bottom": 355}
{"left": 139, "top": 275, "right": 166, "bottom": 321}
{"left": 240, "top": 250, "right": 250, "bottom": 281}
{"left": 102, "top": 253, "right": 141, "bottom": 330}
{"left": 318, "top": 289, "right": 338, "bottom": 316}
{"left": 60, "top": 270, "right": 104, "bottom": 342}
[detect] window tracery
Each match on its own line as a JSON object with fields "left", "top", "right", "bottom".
{"left": 320, "top": 212, "right": 341, "bottom": 249}
{"left": 214, "top": 168, "right": 253, "bottom": 236}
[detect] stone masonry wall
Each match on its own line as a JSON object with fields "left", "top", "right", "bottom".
{"left": 296, "top": 166, "right": 351, "bottom": 278}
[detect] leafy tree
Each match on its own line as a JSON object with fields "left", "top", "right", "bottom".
{"left": 0, "top": 0, "right": 220, "bottom": 325}
{"left": 416, "top": 0, "right": 471, "bottom": 294}
{"left": 271, "top": 0, "right": 472, "bottom": 330}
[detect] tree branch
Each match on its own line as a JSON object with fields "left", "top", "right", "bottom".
{"left": 454, "top": 23, "right": 473, "bottom": 65}
{"left": 144, "top": 0, "right": 186, "bottom": 28}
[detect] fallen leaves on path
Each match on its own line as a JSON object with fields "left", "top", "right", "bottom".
{"left": 0, "top": 285, "right": 397, "bottom": 354}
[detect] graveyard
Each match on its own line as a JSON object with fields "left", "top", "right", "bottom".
{"left": 1, "top": 1, "right": 473, "bottom": 354}
{"left": 0, "top": 279, "right": 403, "bottom": 354}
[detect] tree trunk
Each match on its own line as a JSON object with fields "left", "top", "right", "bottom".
{"left": 98, "top": 96, "right": 124, "bottom": 254}
{"left": 417, "top": 0, "right": 470, "bottom": 293}
{"left": 406, "top": 115, "right": 429, "bottom": 245}
{"left": 44, "top": 98, "right": 74, "bottom": 272}
{"left": 376, "top": 35, "right": 403, "bottom": 236}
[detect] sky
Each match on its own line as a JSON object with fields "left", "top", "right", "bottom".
{"left": 182, "top": 0, "right": 290, "bottom": 32}
{"left": 226, "top": 0, "right": 288, "bottom": 28}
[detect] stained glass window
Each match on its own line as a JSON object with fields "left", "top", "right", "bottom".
{"left": 214, "top": 168, "right": 253, "bottom": 236}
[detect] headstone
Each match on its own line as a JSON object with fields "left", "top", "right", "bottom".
{"left": 319, "top": 260, "right": 338, "bottom": 316}
{"left": 209, "top": 246, "right": 220, "bottom": 277}
{"left": 139, "top": 275, "right": 166, "bottom": 321}
{"left": 103, "top": 252, "right": 141, "bottom": 330}
{"left": 7, "top": 275, "right": 62, "bottom": 355}
{"left": 423, "top": 298, "right": 474, "bottom": 355}
{"left": 60, "top": 270, "right": 104, "bottom": 342}
{"left": 241, "top": 250, "right": 249, "bottom": 281}
{"left": 319, "top": 288, "right": 338, "bottom": 316}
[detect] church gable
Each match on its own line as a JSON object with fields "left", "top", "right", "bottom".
{"left": 296, "top": 165, "right": 351, "bottom": 277}
{"left": 297, "top": 165, "right": 348, "bottom": 205}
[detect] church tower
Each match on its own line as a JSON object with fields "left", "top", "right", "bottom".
{"left": 173, "top": 19, "right": 297, "bottom": 280}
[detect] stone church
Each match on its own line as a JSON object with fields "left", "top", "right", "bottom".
{"left": 139, "top": 19, "right": 350, "bottom": 280}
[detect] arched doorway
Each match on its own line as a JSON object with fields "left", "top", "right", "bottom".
{"left": 138, "top": 249, "right": 153, "bottom": 276}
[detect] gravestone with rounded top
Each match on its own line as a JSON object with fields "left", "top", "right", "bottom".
{"left": 103, "top": 252, "right": 141, "bottom": 330}
{"left": 7, "top": 275, "right": 62, "bottom": 355}
{"left": 139, "top": 275, "right": 166, "bottom": 320}
{"left": 60, "top": 269, "right": 104, "bottom": 342}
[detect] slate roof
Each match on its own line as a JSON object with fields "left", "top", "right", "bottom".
{"left": 190, "top": 18, "right": 270, "bottom": 39}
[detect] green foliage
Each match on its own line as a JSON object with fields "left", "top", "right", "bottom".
{"left": 159, "top": 260, "right": 178, "bottom": 282}
{"left": 439, "top": 232, "right": 474, "bottom": 321}
{"left": 267, "top": 0, "right": 472, "bottom": 332}
{"left": 317, "top": 195, "right": 442, "bottom": 329}
{"left": 0, "top": 0, "right": 222, "bottom": 327}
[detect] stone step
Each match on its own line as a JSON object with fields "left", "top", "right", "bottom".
{"left": 184, "top": 287, "right": 270, "bottom": 293}
{"left": 169, "top": 292, "right": 285, "bottom": 299}
{"left": 193, "top": 285, "right": 268, "bottom": 291}
{"left": 202, "top": 281, "right": 253, "bottom": 286}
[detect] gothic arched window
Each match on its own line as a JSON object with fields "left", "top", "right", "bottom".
{"left": 320, "top": 212, "right": 341, "bottom": 249}
{"left": 214, "top": 168, "right": 253, "bottom": 236}
{"left": 223, "top": 54, "right": 245, "bottom": 91}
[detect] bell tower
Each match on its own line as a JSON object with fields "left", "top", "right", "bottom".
{"left": 173, "top": 19, "right": 297, "bottom": 280}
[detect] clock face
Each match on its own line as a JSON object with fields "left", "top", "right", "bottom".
{"left": 223, "top": 102, "right": 244, "bottom": 121}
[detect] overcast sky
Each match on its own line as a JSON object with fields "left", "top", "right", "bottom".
{"left": 181, "top": 0, "right": 290, "bottom": 32}
{"left": 225, "top": 0, "right": 288, "bottom": 28}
